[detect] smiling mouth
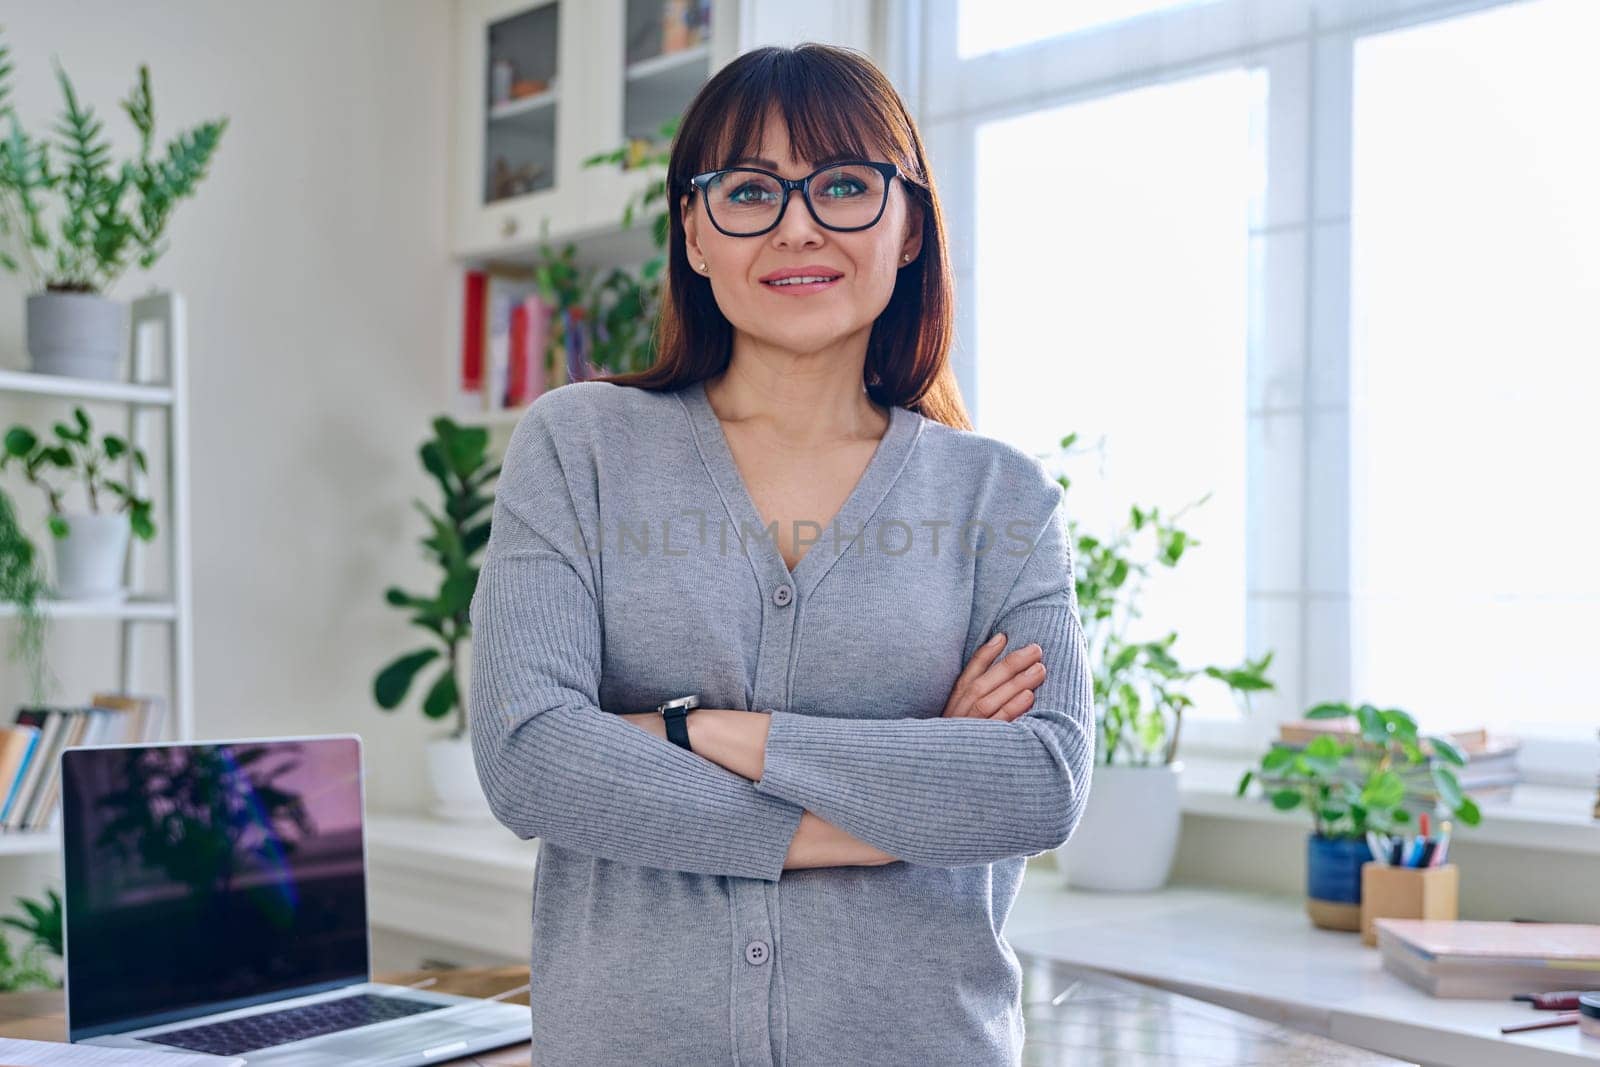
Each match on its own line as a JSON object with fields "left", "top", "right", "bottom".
{"left": 762, "top": 274, "right": 843, "bottom": 291}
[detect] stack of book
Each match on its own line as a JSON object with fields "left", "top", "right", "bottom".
{"left": 459, "top": 268, "right": 584, "bottom": 416}
{"left": 1261, "top": 719, "right": 1521, "bottom": 805}
{"left": 0, "top": 694, "right": 167, "bottom": 833}
{"left": 1376, "top": 918, "right": 1600, "bottom": 998}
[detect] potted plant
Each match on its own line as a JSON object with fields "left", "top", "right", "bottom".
{"left": 0, "top": 26, "right": 226, "bottom": 380}
{"left": 1236, "top": 701, "right": 1482, "bottom": 931}
{"left": 1052, "top": 433, "right": 1278, "bottom": 891}
{"left": 0, "top": 405, "right": 156, "bottom": 601}
{"left": 373, "top": 417, "right": 498, "bottom": 821}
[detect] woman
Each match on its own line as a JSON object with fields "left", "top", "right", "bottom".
{"left": 468, "top": 42, "right": 1095, "bottom": 1066}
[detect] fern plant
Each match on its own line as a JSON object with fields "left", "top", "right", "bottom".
{"left": 0, "top": 24, "right": 227, "bottom": 294}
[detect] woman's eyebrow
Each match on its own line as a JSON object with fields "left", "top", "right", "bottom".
{"left": 726, "top": 152, "right": 865, "bottom": 170}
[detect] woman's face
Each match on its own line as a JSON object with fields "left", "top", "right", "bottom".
{"left": 681, "top": 119, "right": 923, "bottom": 360}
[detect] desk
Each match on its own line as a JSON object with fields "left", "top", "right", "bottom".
{"left": 1005, "top": 878, "right": 1600, "bottom": 1067}
{"left": 0, "top": 959, "right": 1404, "bottom": 1065}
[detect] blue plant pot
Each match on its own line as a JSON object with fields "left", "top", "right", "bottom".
{"left": 1305, "top": 833, "right": 1374, "bottom": 931}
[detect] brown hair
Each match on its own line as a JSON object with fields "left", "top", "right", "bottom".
{"left": 590, "top": 42, "right": 971, "bottom": 430}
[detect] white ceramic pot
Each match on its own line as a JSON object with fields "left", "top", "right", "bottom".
{"left": 26, "top": 291, "right": 127, "bottom": 381}
{"left": 1056, "top": 761, "right": 1184, "bottom": 891}
{"left": 425, "top": 731, "right": 500, "bottom": 823}
{"left": 51, "top": 511, "right": 131, "bottom": 601}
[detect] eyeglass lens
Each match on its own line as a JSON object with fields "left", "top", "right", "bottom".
{"left": 704, "top": 165, "right": 888, "bottom": 234}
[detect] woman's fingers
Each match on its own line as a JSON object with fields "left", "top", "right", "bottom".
{"left": 971, "top": 644, "right": 1043, "bottom": 698}
{"left": 971, "top": 661, "right": 1045, "bottom": 719}
{"left": 987, "top": 684, "right": 1037, "bottom": 722}
{"left": 943, "top": 638, "right": 1046, "bottom": 718}
{"left": 951, "top": 632, "right": 1008, "bottom": 691}
{"left": 941, "top": 633, "right": 1008, "bottom": 716}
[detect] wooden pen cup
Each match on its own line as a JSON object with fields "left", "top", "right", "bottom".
{"left": 1360, "top": 861, "right": 1459, "bottom": 946}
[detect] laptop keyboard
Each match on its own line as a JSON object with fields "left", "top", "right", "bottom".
{"left": 143, "top": 992, "right": 448, "bottom": 1055}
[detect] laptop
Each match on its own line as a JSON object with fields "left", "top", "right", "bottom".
{"left": 61, "top": 734, "right": 532, "bottom": 1065}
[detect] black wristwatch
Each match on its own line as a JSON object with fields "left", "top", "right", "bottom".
{"left": 654, "top": 695, "right": 700, "bottom": 751}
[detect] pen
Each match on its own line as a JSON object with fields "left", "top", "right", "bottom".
{"left": 1500, "top": 1012, "right": 1579, "bottom": 1034}
{"left": 1431, "top": 820, "right": 1451, "bottom": 867}
{"left": 1367, "top": 831, "right": 1391, "bottom": 866}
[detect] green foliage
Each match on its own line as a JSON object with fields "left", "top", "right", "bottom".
{"left": 1, "top": 887, "right": 61, "bottom": 958}
{"left": 0, "top": 405, "right": 156, "bottom": 542}
{"left": 1055, "top": 432, "right": 1278, "bottom": 766}
{"left": 1235, "top": 701, "right": 1483, "bottom": 839}
{"left": 0, "top": 888, "right": 63, "bottom": 991}
{"left": 0, "top": 24, "right": 227, "bottom": 293}
{"left": 0, "top": 486, "right": 53, "bottom": 703}
{"left": 374, "top": 418, "right": 498, "bottom": 739}
{"left": 515, "top": 117, "right": 678, "bottom": 379}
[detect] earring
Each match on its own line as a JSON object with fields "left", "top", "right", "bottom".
{"left": 902, "top": 254, "right": 911, "bottom": 262}
{"left": 699, "top": 262, "right": 707, "bottom": 271}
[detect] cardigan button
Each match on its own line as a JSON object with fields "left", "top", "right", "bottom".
{"left": 745, "top": 939, "right": 770, "bottom": 965}
{"left": 772, "top": 584, "right": 793, "bottom": 607}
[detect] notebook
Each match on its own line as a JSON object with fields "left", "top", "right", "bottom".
{"left": 1375, "top": 919, "right": 1600, "bottom": 998}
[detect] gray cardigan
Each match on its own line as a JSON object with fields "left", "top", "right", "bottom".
{"left": 468, "top": 378, "right": 1095, "bottom": 1066}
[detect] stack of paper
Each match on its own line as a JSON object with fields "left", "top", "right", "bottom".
{"left": 1376, "top": 918, "right": 1600, "bottom": 998}
{"left": 0, "top": 1037, "right": 241, "bottom": 1063}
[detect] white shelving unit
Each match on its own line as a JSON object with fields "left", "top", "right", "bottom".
{"left": 0, "top": 289, "right": 194, "bottom": 855}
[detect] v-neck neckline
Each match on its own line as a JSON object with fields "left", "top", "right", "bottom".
{"left": 679, "top": 376, "right": 921, "bottom": 596}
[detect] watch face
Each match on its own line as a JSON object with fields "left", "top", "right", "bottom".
{"left": 658, "top": 695, "right": 699, "bottom": 713}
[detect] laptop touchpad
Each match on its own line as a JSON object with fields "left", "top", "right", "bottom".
{"left": 313, "top": 1020, "right": 511, "bottom": 1060}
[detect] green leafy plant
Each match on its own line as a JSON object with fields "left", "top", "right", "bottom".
{"left": 1054, "top": 432, "right": 1277, "bottom": 766}
{"left": 0, "top": 888, "right": 63, "bottom": 992}
{"left": 578, "top": 118, "right": 674, "bottom": 376}
{"left": 514, "top": 116, "right": 678, "bottom": 381}
{"left": 373, "top": 418, "right": 498, "bottom": 740}
{"left": 0, "top": 406, "right": 156, "bottom": 542}
{"left": 0, "top": 486, "right": 53, "bottom": 702}
{"left": 1235, "top": 701, "right": 1483, "bottom": 838}
{"left": 2, "top": 887, "right": 61, "bottom": 958}
{"left": 0, "top": 24, "right": 228, "bottom": 293}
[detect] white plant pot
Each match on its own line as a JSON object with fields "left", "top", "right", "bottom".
{"left": 424, "top": 731, "right": 500, "bottom": 823}
{"left": 25, "top": 291, "right": 127, "bottom": 381}
{"left": 51, "top": 512, "right": 131, "bottom": 601}
{"left": 1056, "top": 761, "right": 1184, "bottom": 892}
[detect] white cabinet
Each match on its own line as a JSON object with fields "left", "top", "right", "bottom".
{"left": 452, "top": 0, "right": 739, "bottom": 260}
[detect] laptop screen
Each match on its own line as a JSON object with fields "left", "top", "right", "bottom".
{"left": 63, "top": 736, "right": 371, "bottom": 1041}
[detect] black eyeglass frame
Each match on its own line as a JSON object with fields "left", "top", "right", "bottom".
{"left": 686, "top": 160, "right": 906, "bottom": 237}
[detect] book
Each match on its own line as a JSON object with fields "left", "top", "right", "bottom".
{"left": 1277, "top": 719, "right": 1504, "bottom": 757}
{"left": 0, "top": 725, "right": 39, "bottom": 825}
{"left": 5, "top": 709, "right": 58, "bottom": 828}
{"left": 483, "top": 269, "right": 543, "bottom": 412}
{"left": 460, "top": 269, "right": 487, "bottom": 403}
{"left": 506, "top": 294, "right": 555, "bottom": 407}
{"left": 1376, "top": 919, "right": 1600, "bottom": 998}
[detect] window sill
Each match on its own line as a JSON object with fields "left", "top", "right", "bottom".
{"left": 1176, "top": 753, "right": 1600, "bottom": 856}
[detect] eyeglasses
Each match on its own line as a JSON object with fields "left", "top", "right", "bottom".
{"left": 687, "top": 160, "right": 903, "bottom": 237}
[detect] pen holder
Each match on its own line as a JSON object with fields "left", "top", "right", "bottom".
{"left": 1360, "top": 861, "right": 1459, "bottom": 946}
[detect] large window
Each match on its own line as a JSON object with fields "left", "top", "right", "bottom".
{"left": 1349, "top": 0, "right": 1600, "bottom": 740}
{"left": 916, "top": 0, "right": 1599, "bottom": 783}
{"left": 957, "top": 0, "right": 1222, "bottom": 57}
{"left": 973, "top": 71, "right": 1258, "bottom": 710}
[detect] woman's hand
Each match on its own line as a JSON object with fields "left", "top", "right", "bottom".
{"left": 941, "top": 633, "right": 1045, "bottom": 721}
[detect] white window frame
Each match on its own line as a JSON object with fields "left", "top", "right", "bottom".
{"left": 883, "top": 0, "right": 1597, "bottom": 787}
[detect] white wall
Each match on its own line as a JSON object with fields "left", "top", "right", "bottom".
{"left": 0, "top": 0, "right": 459, "bottom": 897}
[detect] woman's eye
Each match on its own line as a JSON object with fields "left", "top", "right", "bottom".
{"left": 820, "top": 177, "right": 867, "bottom": 199}
{"left": 728, "top": 182, "right": 775, "bottom": 204}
